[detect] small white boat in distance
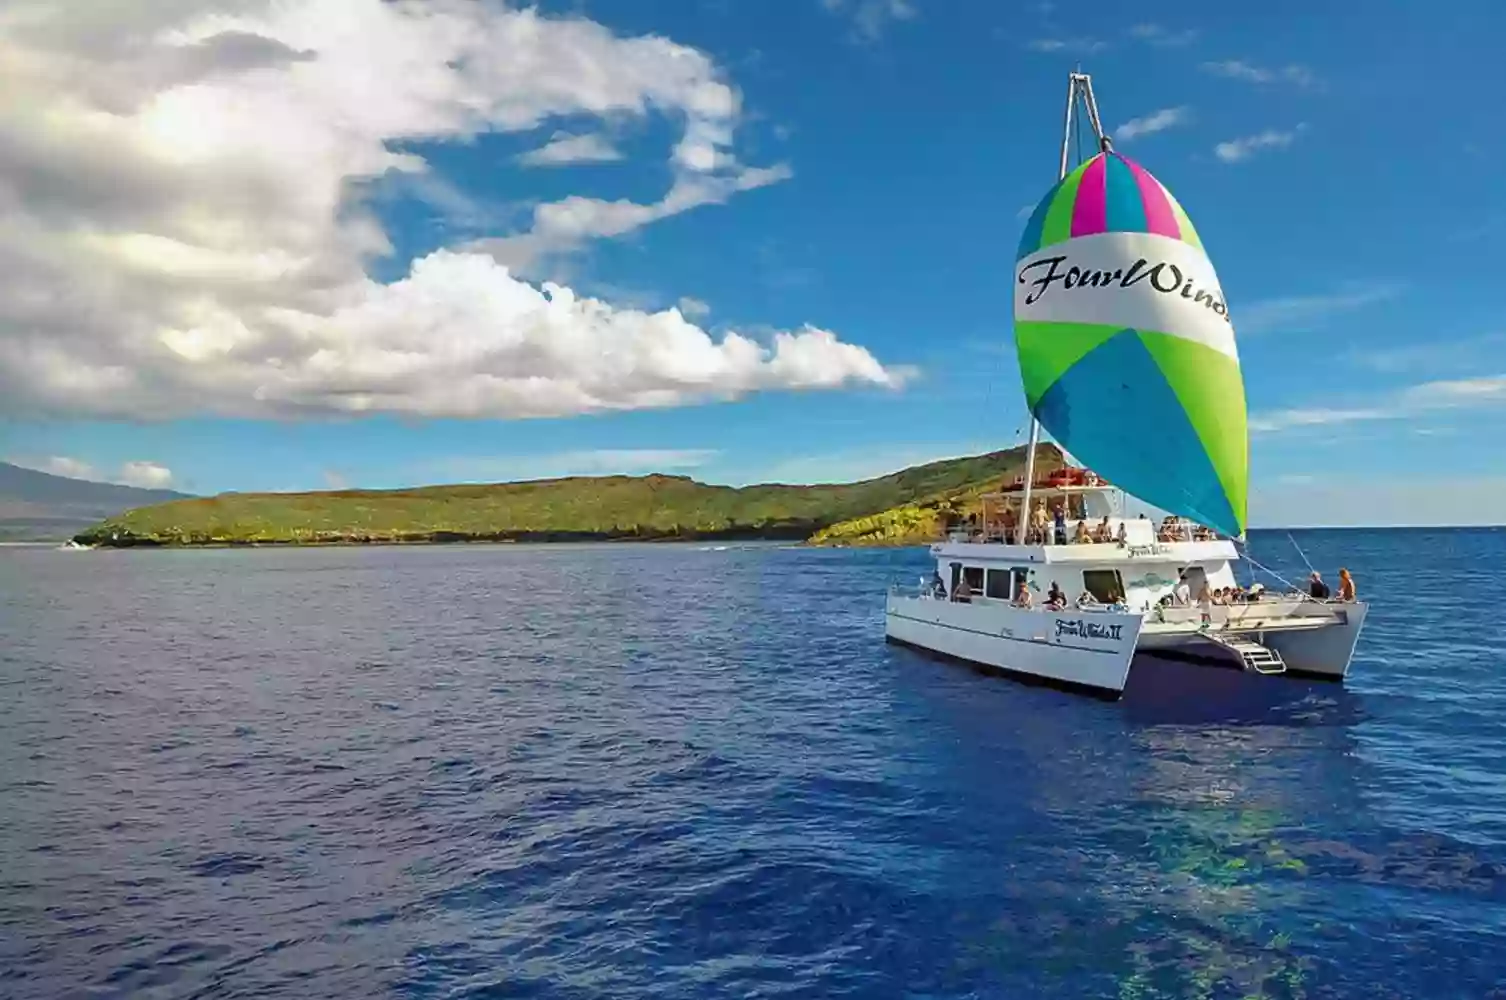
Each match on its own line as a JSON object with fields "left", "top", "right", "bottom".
{"left": 884, "top": 72, "right": 1367, "bottom": 699}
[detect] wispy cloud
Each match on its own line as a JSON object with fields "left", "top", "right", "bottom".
{"left": 676, "top": 296, "right": 711, "bottom": 320}
{"left": 1248, "top": 406, "right": 1392, "bottom": 433}
{"left": 8, "top": 456, "right": 176, "bottom": 488}
{"left": 1214, "top": 124, "right": 1306, "bottom": 163}
{"left": 1354, "top": 331, "right": 1506, "bottom": 374}
{"left": 820, "top": 0, "right": 917, "bottom": 43}
{"left": 426, "top": 448, "right": 723, "bottom": 484}
{"left": 1250, "top": 374, "right": 1506, "bottom": 433}
{"left": 1027, "top": 36, "right": 1108, "bottom": 54}
{"left": 1201, "top": 59, "right": 1318, "bottom": 88}
{"left": 1129, "top": 23, "right": 1198, "bottom": 46}
{"left": 1115, "top": 106, "right": 1191, "bottom": 142}
{"left": 1236, "top": 281, "right": 1400, "bottom": 334}
{"left": 517, "top": 132, "right": 623, "bottom": 168}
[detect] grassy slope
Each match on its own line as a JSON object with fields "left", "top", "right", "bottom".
{"left": 75, "top": 444, "right": 1064, "bottom": 547}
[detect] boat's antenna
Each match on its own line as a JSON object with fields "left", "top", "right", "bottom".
{"left": 1019, "top": 71, "right": 1110, "bottom": 540}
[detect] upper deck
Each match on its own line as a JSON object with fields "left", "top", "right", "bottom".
{"left": 931, "top": 536, "right": 1239, "bottom": 566}
{"left": 934, "top": 468, "right": 1239, "bottom": 569}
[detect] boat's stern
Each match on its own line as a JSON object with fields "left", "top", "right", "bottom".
{"left": 1263, "top": 600, "right": 1369, "bottom": 681}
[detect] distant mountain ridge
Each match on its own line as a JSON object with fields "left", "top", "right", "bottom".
{"left": 72, "top": 445, "right": 1066, "bottom": 547}
{"left": 0, "top": 462, "right": 192, "bottom": 541}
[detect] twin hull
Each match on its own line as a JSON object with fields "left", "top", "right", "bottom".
{"left": 884, "top": 593, "right": 1368, "bottom": 697}
{"left": 885, "top": 594, "right": 1142, "bottom": 695}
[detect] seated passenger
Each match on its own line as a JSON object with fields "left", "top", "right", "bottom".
{"left": 1013, "top": 581, "right": 1033, "bottom": 608}
{"left": 1072, "top": 521, "right": 1090, "bottom": 544}
{"left": 1338, "top": 568, "right": 1356, "bottom": 602}
{"left": 1075, "top": 589, "right": 1099, "bottom": 609}
{"left": 1114, "top": 521, "right": 1127, "bottom": 545}
{"left": 1093, "top": 516, "right": 1112, "bottom": 543}
{"left": 1045, "top": 581, "right": 1066, "bottom": 609}
{"left": 953, "top": 575, "right": 974, "bottom": 602}
{"left": 1308, "top": 571, "right": 1331, "bottom": 600}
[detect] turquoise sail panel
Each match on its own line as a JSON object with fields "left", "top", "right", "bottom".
{"left": 1034, "top": 329, "right": 1239, "bottom": 536}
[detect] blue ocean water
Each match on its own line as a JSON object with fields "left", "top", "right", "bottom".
{"left": 2, "top": 529, "right": 1505, "bottom": 999}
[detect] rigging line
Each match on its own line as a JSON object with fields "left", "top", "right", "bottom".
{"left": 1242, "top": 550, "right": 1314, "bottom": 602}
{"left": 1287, "top": 532, "right": 1317, "bottom": 576}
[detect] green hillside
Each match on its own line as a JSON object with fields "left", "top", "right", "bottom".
{"left": 74, "top": 444, "right": 1064, "bottom": 547}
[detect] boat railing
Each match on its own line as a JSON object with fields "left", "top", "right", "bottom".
{"left": 1147, "top": 594, "right": 1349, "bottom": 629}
{"left": 944, "top": 516, "right": 1215, "bottom": 546}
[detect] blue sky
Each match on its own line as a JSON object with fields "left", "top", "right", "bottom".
{"left": 1, "top": 0, "right": 1503, "bottom": 525}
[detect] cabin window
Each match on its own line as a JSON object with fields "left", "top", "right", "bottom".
{"left": 985, "top": 568, "right": 1012, "bottom": 599}
{"left": 962, "top": 566, "right": 985, "bottom": 594}
{"left": 1082, "top": 569, "right": 1125, "bottom": 604}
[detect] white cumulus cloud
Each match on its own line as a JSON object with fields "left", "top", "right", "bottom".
{"left": 0, "top": 0, "right": 902, "bottom": 422}
{"left": 117, "top": 460, "right": 175, "bottom": 489}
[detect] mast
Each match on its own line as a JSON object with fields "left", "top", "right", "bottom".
{"left": 1016, "top": 71, "right": 1111, "bottom": 543}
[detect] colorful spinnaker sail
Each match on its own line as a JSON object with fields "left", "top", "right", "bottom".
{"left": 1013, "top": 150, "right": 1248, "bottom": 539}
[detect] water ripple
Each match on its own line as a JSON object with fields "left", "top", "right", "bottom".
{"left": 2, "top": 532, "right": 1505, "bottom": 998}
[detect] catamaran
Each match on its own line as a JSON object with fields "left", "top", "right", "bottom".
{"left": 883, "top": 72, "right": 1367, "bottom": 699}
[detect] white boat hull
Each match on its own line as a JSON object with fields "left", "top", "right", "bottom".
{"left": 1262, "top": 600, "right": 1368, "bottom": 680}
{"left": 885, "top": 593, "right": 1142, "bottom": 697}
{"left": 886, "top": 592, "right": 1370, "bottom": 698}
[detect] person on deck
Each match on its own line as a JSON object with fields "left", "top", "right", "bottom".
{"left": 1045, "top": 581, "right": 1066, "bottom": 609}
{"left": 1013, "top": 580, "right": 1033, "bottom": 608}
{"left": 1338, "top": 568, "right": 1356, "bottom": 602}
{"left": 1196, "top": 581, "right": 1214, "bottom": 627}
{"left": 1052, "top": 505, "right": 1067, "bottom": 545}
{"left": 1030, "top": 501, "right": 1049, "bottom": 545}
{"left": 1172, "top": 574, "right": 1191, "bottom": 607}
{"left": 1308, "top": 571, "right": 1331, "bottom": 600}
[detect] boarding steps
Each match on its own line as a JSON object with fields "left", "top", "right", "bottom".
{"left": 1207, "top": 634, "right": 1287, "bottom": 675}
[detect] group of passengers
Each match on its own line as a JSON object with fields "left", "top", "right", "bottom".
{"left": 1159, "top": 574, "right": 1266, "bottom": 611}
{"left": 934, "top": 564, "right": 1357, "bottom": 609}
{"left": 1157, "top": 516, "right": 1217, "bottom": 542}
{"left": 1003, "top": 500, "right": 1132, "bottom": 546}
{"left": 1307, "top": 569, "right": 1357, "bottom": 602}
{"left": 1014, "top": 580, "right": 1126, "bottom": 613}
